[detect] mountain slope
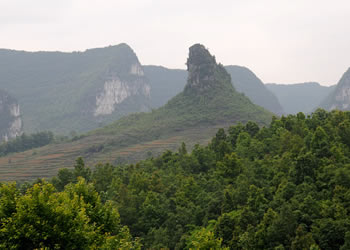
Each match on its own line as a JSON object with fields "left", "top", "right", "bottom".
{"left": 321, "top": 68, "right": 350, "bottom": 110}
{"left": 225, "top": 65, "right": 284, "bottom": 115}
{"left": 92, "top": 44, "right": 272, "bottom": 140}
{"left": 0, "top": 44, "right": 151, "bottom": 134}
{"left": 0, "top": 89, "right": 22, "bottom": 142}
{"left": 144, "top": 65, "right": 187, "bottom": 108}
{"left": 144, "top": 65, "right": 284, "bottom": 115}
{"left": 266, "top": 82, "right": 335, "bottom": 114}
{"left": 0, "top": 44, "right": 272, "bottom": 182}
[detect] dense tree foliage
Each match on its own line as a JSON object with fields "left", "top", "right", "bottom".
{"left": 0, "top": 178, "right": 140, "bottom": 249}
{"left": 2, "top": 109, "right": 350, "bottom": 249}
{"left": 0, "top": 131, "right": 54, "bottom": 156}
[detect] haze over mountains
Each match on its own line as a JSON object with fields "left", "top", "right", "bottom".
{"left": 1, "top": 42, "right": 350, "bottom": 181}
{"left": 0, "top": 43, "right": 281, "bottom": 136}
{"left": 0, "top": 44, "right": 272, "bottom": 181}
{"left": 266, "top": 82, "right": 336, "bottom": 114}
{"left": 0, "top": 44, "right": 151, "bottom": 134}
{"left": 225, "top": 65, "right": 284, "bottom": 115}
{"left": 144, "top": 65, "right": 285, "bottom": 115}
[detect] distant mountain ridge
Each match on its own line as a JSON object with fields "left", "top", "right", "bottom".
{"left": 266, "top": 82, "right": 335, "bottom": 114}
{"left": 1, "top": 44, "right": 283, "bottom": 136}
{"left": 143, "top": 65, "right": 187, "bottom": 108}
{"left": 225, "top": 65, "right": 284, "bottom": 115}
{"left": 0, "top": 44, "right": 273, "bottom": 181}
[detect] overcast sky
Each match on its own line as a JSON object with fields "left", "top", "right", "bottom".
{"left": 1, "top": 0, "right": 349, "bottom": 86}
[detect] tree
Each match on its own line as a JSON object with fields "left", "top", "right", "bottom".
{"left": 0, "top": 179, "right": 140, "bottom": 249}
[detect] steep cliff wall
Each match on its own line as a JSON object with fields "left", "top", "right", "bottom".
{"left": 321, "top": 68, "right": 350, "bottom": 111}
{"left": 94, "top": 63, "right": 150, "bottom": 117}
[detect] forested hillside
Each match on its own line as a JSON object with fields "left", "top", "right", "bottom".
{"left": 2, "top": 109, "right": 350, "bottom": 249}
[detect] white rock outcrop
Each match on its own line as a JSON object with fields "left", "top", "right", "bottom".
{"left": 328, "top": 69, "right": 350, "bottom": 111}
{"left": 130, "top": 63, "right": 144, "bottom": 76}
{"left": 94, "top": 77, "right": 150, "bottom": 116}
{"left": 0, "top": 102, "right": 23, "bottom": 142}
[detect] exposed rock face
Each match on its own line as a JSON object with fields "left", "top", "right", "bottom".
{"left": 93, "top": 56, "right": 151, "bottom": 117}
{"left": 321, "top": 68, "right": 350, "bottom": 111}
{"left": 130, "top": 63, "right": 145, "bottom": 76}
{"left": 94, "top": 77, "right": 150, "bottom": 116}
{"left": 185, "top": 44, "right": 218, "bottom": 92}
{"left": 0, "top": 90, "right": 23, "bottom": 142}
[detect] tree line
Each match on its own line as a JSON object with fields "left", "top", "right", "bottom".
{"left": 0, "top": 131, "right": 56, "bottom": 157}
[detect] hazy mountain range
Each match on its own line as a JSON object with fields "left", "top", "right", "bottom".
{"left": 266, "top": 82, "right": 336, "bottom": 114}
{"left": 1, "top": 43, "right": 350, "bottom": 181}
{"left": 0, "top": 43, "right": 284, "bottom": 137}
{"left": 0, "top": 44, "right": 151, "bottom": 134}
{"left": 0, "top": 44, "right": 272, "bottom": 181}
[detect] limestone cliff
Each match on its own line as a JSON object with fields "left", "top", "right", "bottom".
{"left": 321, "top": 68, "right": 350, "bottom": 111}
{"left": 0, "top": 89, "right": 22, "bottom": 142}
{"left": 94, "top": 61, "right": 151, "bottom": 116}
{"left": 185, "top": 44, "right": 218, "bottom": 93}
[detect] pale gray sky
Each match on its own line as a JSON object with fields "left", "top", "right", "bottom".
{"left": 1, "top": 0, "right": 349, "bottom": 86}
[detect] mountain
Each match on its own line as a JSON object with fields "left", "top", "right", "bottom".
{"left": 225, "top": 65, "right": 284, "bottom": 115}
{"left": 0, "top": 44, "right": 272, "bottom": 182}
{"left": 266, "top": 82, "right": 335, "bottom": 114}
{"left": 93, "top": 44, "right": 272, "bottom": 142}
{"left": 0, "top": 44, "right": 151, "bottom": 134}
{"left": 321, "top": 68, "right": 350, "bottom": 111}
{"left": 0, "top": 89, "right": 22, "bottom": 142}
{"left": 144, "top": 65, "right": 187, "bottom": 108}
{"left": 144, "top": 65, "right": 284, "bottom": 115}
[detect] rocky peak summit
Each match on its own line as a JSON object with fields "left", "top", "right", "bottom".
{"left": 185, "top": 44, "right": 222, "bottom": 92}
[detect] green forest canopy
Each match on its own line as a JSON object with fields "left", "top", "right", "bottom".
{"left": 1, "top": 109, "right": 350, "bottom": 249}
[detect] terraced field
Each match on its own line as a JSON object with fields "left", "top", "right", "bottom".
{"left": 0, "top": 125, "right": 226, "bottom": 182}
